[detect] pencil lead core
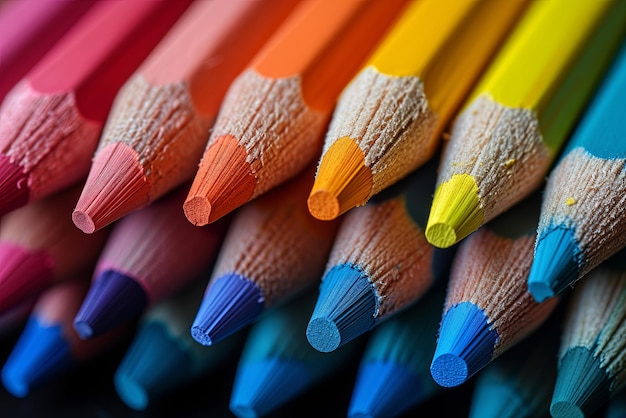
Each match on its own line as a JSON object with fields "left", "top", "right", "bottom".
{"left": 0, "top": 154, "right": 29, "bottom": 217}
{"left": 426, "top": 174, "right": 483, "bottom": 248}
{"left": 308, "top": 137, "right": 372, "bottom": 220}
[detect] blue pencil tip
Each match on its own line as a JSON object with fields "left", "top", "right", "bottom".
{"left": 115, "top": 321, "right": 191, "bottom": 410}
{"left": 73, "top": 270, "right": 148, "bottom": 339}
{"left": 1, "top": 317, "right": 73, "bottom": 397}
{"left": 191, "top": 274, "right": 264, "bottom": 346}
{"left": 528, "top": 226, "right": 582, "bottom": 302}
{"left": 430, "top": 302, "right": 497, "bottom": 387}
{"left": 550, "top": 346, "right": 610, "bottom": 418}
{"left": 349, "top": 361, "right": 423, "bottom": 418}
{"left": 306, "top": 264, "right": 377, "bottom": 353}
{"left": 230, "top": 358, "right": 308, "bottom": 418}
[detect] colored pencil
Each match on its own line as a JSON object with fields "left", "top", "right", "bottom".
{"left": 606, "top": 393, "right": 626, "bottom": 418}
{"left": 528, "top": 42, "right": 626, "bottom": 302}
{"left": 348, "top": 281, "right": 449, "bottom": 418}
{"left": 73, "top": 187, "right": 227, "bottom": 340}
{"left": 306, "top": 157, "right": 440, "bottom": 353}
{"left": 229, "top": 290, "right": 360, "bottom": 418}
{"left": 0, "top": 0, "right": 95, "bottom": 102}
{"left": 468, "top": 317, "right": 560, "bottom": 418}
{"left": 425, "top": 0, "right": 626, "bottom": 249}
{"left": 430, "top": 192, "right": 559, "bottom": 388}
{"left": 191, "top": 167, "right": 338, "bottom": 346}
{"left": 1, "top": 279, "right": 126, "bottom": 398}
{"left": 0, "top": 0, "right": 190, "bottom": 218}
{"left": 115, "top": 279, "right": 244, "bottom": 411}
{"left": 0, "top": 186, "right": 108, "bottom": 314}
{"left": 550, "top": 253, "right": 626, "bottom": 418}
{"left": 71, "top": 0, "right": 299, "bottom": 234}
{"left": 183, "top": 0, "right": 408, "bottom": 226}
{"left": 307, "top": 0, "right": 528, "bottom": 221}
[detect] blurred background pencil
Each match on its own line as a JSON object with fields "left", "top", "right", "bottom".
{"left": 0, "top": 186, "right": 107, "bottom": 314}
{"left": 528, "top": 42, "right": 626, "bottom": 302}
{"left": 307, "top": 0, "right": 528, "bottom": 221}
{"left": 550, "top": 253, "right": 626, "bottom": 418}
{"left": 184, "top": 0, "right": 408, "bottom": 226}
{"left": 0, "top": 0, "right": 95, "bottom": 102}
{"left": 430, "top": 192, "right": 559, "bottom": 388}
{"left": 72, "top": 0, "right": 299, "bottom": 234}
{"left": 0, "top": 0, "right": 190, "bottom": 217}
{"left": 73, "top": 188, "right": 227, "bottom": 339}
{"left": 191, "top": 168, "right": 338, "bottom": 346}
{"left": 426, "top": 0, "right": 626, "bottom": 249}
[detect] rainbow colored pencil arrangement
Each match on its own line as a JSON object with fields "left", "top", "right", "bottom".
{"left": 1, "top": 0, "right": 626, "bottom": 416}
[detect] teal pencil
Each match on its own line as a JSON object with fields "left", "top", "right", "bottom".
{"left": 306, "top": 157, "right": 440, "bottom": 353}
{"left": 230, "top": 289, "right": 360, "bottom": 418}
{"left": 114, "top": 279, "right": 244, "bottom": 411}
{"left": 528, "top": 42, "right": 626, "bottom": 302}
{"left": 550, "top": 251, "right": 626, "bottom": 418}
{"left": 430, "top": 192, "right": 559, "bottom": 388}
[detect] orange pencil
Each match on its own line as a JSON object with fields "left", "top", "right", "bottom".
{"left": 184, "top": 0, "right": 408, "bottom": 226}
{"left": 72, "top": 0, "right": 299, "bottom": 233}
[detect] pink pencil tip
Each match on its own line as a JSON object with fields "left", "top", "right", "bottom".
{"left": 71, "top": 210, "right": 96, "bottom": 234}
{"left": 0, "top": 154, "right": 29, "bottom": 217}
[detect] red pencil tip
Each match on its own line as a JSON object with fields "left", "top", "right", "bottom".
{"left": 0, "top": 154, "right": 29, "bottom": 217}
{"left": 184, "top": 135, "right": 255, "bottom": 226}
{"left": 73, "top": 143, "right": 150, "bottom": 233}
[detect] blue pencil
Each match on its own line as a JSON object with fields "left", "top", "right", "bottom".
{"left": 114, "top": 279, "right": 244, "bottom": 411}
{"left": 550, "top": 251, "right": 626, "bottom": 418}
{"left": 306, "top": 157, "right": 440, "bottom": 353}
{"left": 230, "top": 289, "right": 359, "bottom": 418}
{"left": 430, "top": 191, "right": 559, "bottom": 388}
{"left": 348, "top": 279, "right": 450, "bottom": 418}
{"left": 528, "top": 42, "right": 626, "bottom": 302}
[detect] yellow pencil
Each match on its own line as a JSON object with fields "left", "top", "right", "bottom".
{"left": 425, "top": 0, "right": 626, "bottom": 248}
{"left": 307, "top": 0, "right": 528, "bottom": 221}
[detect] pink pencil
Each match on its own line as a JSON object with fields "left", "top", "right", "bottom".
{"left": 0, "top": 0, "right": 191, "bottom": 217}
{"left": 0, "top": 0, "right": 95, "bottom": 102}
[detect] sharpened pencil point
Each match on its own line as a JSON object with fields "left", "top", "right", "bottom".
{"left": 306, "top": 264, "right": 377, "bottom": 352}
{"left": 191, "top": 273, "right": 264, "bottom": 346}
{"left": 430, "top": 302, "right": 497, "bottom": 387}
{"left": 185, "top": 135, "right": 256, "bottom": 225}
{"left": 426, "top": 174, "right": 483, "bottom": 248}
{"left": 1, "top": 317, "right": 73, "bottom": 397}
{"left": 308, "top": 137, "right": 372, "bottom": 220}
{"left": 73, "top": 270, "right": 148, "bottom": 339}
{"left": 0, "top": 155, "right": 29, "bottom": 217}
{"left": 528, "top": 226, "right": 582, "bottom": 302}
{"left": 550, "top": 346, "right": 610, "bottom": 418}
{"left": 73, "top": 143, "right": 150, "bottom": 233}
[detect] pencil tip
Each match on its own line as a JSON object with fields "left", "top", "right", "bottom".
{"left": 115, "top": 321, "right": 191, "bottom": 411}
{"left": 308, "top": 137, "right": 372, "bottom": 220}
{"left": 528, "top": 226, "right": 582, "bottom": 302}
{"left": 73, "top": 270, "right": 148, "bottom": 339}
{"left": 430, "top": 302, "right": 497, "bottom": 387}
{"left": 191, "top": 274, "right": 264, "bottom": 346}
{"left": 73, "top": 143, "right": 150, "bottom": 233}
{"left": 0, "top": 154, "right": 29, "bottom": 217}
{"left": 1, "top": 317, "right": 73, "bottom": 397}
{"left": 349, "top": 361, "right": 422, "bottom": 418}
{"left": 185, "top": 135, "right": 256, "bottom": 226}
{"left": 550, "top": 346, "right": 610, "bottom": 418}
{"left": 306, "top": 264, "right": 377, "bottom": 352}
{"left": 426, "top": 174, "right": 483, "bottom": 248}
{"left": 230, "top": 358, "right": 309, "bottom": 418}
{"left": 0, "top": 244, "right": 54, "bottom": 313}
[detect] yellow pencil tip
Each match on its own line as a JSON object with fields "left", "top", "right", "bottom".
{"left": 308, "top": 137, "right": 372, "bottom": 220}
{"left": 426, "top": 174, "right": 483, "bottom": 248}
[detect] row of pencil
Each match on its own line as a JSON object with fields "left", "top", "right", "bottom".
{"left": 0, "top": 0, "right": 625, "bottom": 416}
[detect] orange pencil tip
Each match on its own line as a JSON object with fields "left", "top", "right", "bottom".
{"left": 184, "top": 134, "right": 255, "bottom": 225}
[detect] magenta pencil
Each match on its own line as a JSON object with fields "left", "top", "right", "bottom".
{"left": 0, "top": 0, "right": 95, "bottom": 102}
{"left": 73, "top": 188, "right": 228, "bottom": 339}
